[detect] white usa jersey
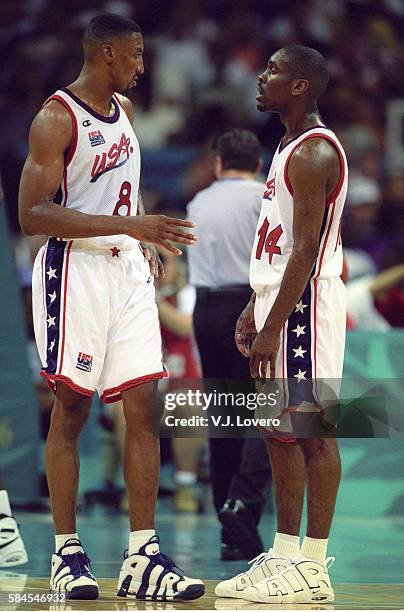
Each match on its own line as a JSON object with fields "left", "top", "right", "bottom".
{"left": 44, "top": 88, "right": 141, "bottom": 251}
{"left": 250, "top": 126, "right": 348, "bottom": 294}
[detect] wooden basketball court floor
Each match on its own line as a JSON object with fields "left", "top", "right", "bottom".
{"left": 0, "top": 501, "right": 402, "bottom": 611}
{"left": 0, "top": 578, "right": 403, "bottom": 610}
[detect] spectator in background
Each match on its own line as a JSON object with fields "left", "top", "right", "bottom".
{"left": 343, "top": 175, "right": 382, "bottom": 254}
{"left": 155, "top": 250, "right": 206, "bottom": 513}
{"left": 187, "top": 129, "right": 271, "bottom": 561}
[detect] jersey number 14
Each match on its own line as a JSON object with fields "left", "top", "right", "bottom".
{"left": 255, "top": 217, "right": 283, "bottom": 264}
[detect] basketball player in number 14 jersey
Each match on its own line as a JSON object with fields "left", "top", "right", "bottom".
{"left": 216, "top": 46, "right": 348, "bottom": 604}
{"left": 18, "top": 13, "right": 203, "bottom": 602}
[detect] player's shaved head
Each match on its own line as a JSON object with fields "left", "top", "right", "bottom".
{"left": 277, "top": 45, "right": 329, "bottom": 99}
{"left": 83, "top": 13, "right": 141, "bottom": 61}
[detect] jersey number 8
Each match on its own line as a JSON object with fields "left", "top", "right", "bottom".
{"left": 113, "top": 181, "right": 132, "bottom": 216}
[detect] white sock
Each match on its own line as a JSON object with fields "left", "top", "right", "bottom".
{"left": 129, "top": 530, "right": 157, "bottom": 555}
{"left": 55, "top": 533, "right": 81, "bottom": 553}
{"left": 301, "top": 536, "right": 328, "bottom": 562}
{"left": 272, "top": 532, "right": 300, "bottom": 558}
{"left": 0, "top": 490, "right": 12, "bottom": 517}
{"left": 175, "top": 471, "right": 197, "bottom": 486}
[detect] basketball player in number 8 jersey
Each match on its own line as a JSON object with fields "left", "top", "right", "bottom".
{"left": 19, "top": 13, "right": 203, "bottom": 602}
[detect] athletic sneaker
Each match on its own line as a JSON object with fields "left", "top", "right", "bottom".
{"left": 0, "top": 515, "right": 28, "bottom": 567}
{"left": 50, "top": 538, "right": 99, "bottom": 600}
{"left": 116, "top": 535, "right": 204, "bottom": 601}
{"left": 241, "top": 554, "right": 335, "bottom": 604}
{"left": 215, "top": 549, "right": 289, "bottom": 598}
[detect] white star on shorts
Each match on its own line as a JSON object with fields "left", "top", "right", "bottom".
{"left": 47, "top": 315, "right": 56, "bottom": 327}
{"left": 46, "top": 267, "right": 57, "bottom": 280}
{"left": 294, "top": 369, "right": 307, "bottom": 382}
{"left": 293, "top": 345, "right": 307, "bottom": 358}
{"left": 48, "top": 291, "right": 57, "bottom": 303}
{"left": 48, "top": 339, "right": 56, "bottom": 352}
{"left": 292, "top": 324, "right": 306, "bottom": 337}
{"left": 295, "top": 300, "right": 307, "bottom": 314}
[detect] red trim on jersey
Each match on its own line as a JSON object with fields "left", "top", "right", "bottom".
{"left": 101, "top": 370, "right": 168, "bottom": 404}
{"left": 57, "top": 240, "right": 73, "bottom": 375}
{"left": 283, "top": 132, "right": 345, "bottom": 206}
{"left": 41, "top": 248, "right": 47, "bottom": 315}
{"left": 281, "top": 323, "right": 286, "bottom": 404}
{"left": 313, "top": 278, "right": 319, "bottom": 402}
{"left": 42, "top": 95, "right": 78, "bottom": 168}
{"left": 114, "top": 94, "right": 125, "bottom": 110}
{"left": 334, "top": 216, "right": 342, "bottom": 252}
{"left": 62, "top": 171, "right": 68, "bottom": 207}
{"left": 314, "top": 201, "right": 336, "bottom": 278}
{"left": 40, "top": 371, "right": 94, "bottom": 397}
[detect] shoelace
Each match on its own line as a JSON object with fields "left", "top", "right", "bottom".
{"left": 235, "top": 551, "right": 272, "bottom": 578}
{"left": 276, "top": 555, "right": 335, "bottom": 577}
{"left": 123, "top": 548, "right": 183, "bottom": 575}
{"left": 153, "top": 551, "right": 183, "bottom": 574}
{"left": 63, "top": 552, "right": 92, "bottom": 578}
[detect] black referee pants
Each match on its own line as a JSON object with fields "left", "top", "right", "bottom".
{"left": 193, "top": 286, "right": 271, "bottom": 525}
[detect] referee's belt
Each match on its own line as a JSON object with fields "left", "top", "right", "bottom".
{"left": 196, "top": 284, "right": 251, "bottom": 296}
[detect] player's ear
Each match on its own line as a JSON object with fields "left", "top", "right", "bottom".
{"left": 291, "top": 78, "right": 309, "bottom": 97}
{"left": 256, "top": 158, "right": 264, "bottom": 175}
{"left": 102, "top": 43, "right": 115, "bottom": 64}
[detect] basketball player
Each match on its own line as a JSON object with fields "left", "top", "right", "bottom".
{"left": 215, "top": 46, "right": 347, "bottom": 604}
{"left": 18, "top": 14, "right": 204, "bottom": 601}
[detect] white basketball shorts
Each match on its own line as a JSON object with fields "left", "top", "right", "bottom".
{"left": 254, "top": 277, "right": 346, "bottom": 440}
{"left": 32, "top": 238, "right": 167, "bottom": 403}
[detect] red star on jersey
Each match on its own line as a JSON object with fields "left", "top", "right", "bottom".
{"left": 110, "top": 247, "right": 120, "bottom": 258}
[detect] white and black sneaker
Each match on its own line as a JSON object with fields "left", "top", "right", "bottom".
{"left": 116, "top": 535, "right": 205, "bottom": 601}
{"left": 50, "top": 538, "right": 99, "bottom": 600}
{"left": 241, "top": 554, "right": 335, "bottom": 604}
{"left": 215, "top": 549, "right": 289, "bottom": 598}
{"left": 0, "top": 514, "right": 28, "bottom": 567}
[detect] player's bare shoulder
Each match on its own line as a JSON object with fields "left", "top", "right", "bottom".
{"left": 29, "top": 99, "right": 73, "bottom": 158}
{"left": 290, "top": 137, "right": 338, "bottom": 176}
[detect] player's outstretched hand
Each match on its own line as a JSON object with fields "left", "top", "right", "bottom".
{"left": 249, "top": 329, "right": 280, "bottom": 381}
{"left": 128, "top": 215, "right": 197, "bottom": 255}
{"left": 235, "top": 300, "right": 257, "bottom": 357}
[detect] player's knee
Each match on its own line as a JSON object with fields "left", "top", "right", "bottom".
{"left": 123, "top": 383, "right": 163, "bottom": 431}
{"left": 52, "top": 387, "right": 91, "bottom": 440}
{"left": 298, "top": 436, "right": 338, "bottom": 458}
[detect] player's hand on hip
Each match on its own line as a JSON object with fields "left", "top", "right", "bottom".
{"left": 235, "top": 300, "right": 257, "bottom": 357}
{"left": 128, "top": 215, "right": 198, "bottom": 255}
{"left": 249, "top": 329, "right": 280, "bottom": 381}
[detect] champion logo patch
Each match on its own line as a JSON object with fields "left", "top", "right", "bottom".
{"left": 88, "top": 130, "right": 105, "bottom": 147}
{"left": 76, "top": 352, "right": 93, "bottom": 372}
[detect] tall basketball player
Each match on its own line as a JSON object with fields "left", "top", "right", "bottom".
{"left": 215, "top": 46, "right": 347, "bottom": 604}
{"left": 18, "top": 14, "right": 204, "bottom": 602}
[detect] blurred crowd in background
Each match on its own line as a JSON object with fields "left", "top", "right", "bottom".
{"left": 1, "top": 0, "right": 404, "bottom": 510}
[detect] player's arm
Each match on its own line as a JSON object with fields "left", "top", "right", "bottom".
{"left": 250, "top": 138, "right": 337, "bottom": 378}
{"left": 115, "top": 93, "right": 165, "bottom": 274}
{"left": 19, "top": 102, "right": 196, "bottom": 255}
